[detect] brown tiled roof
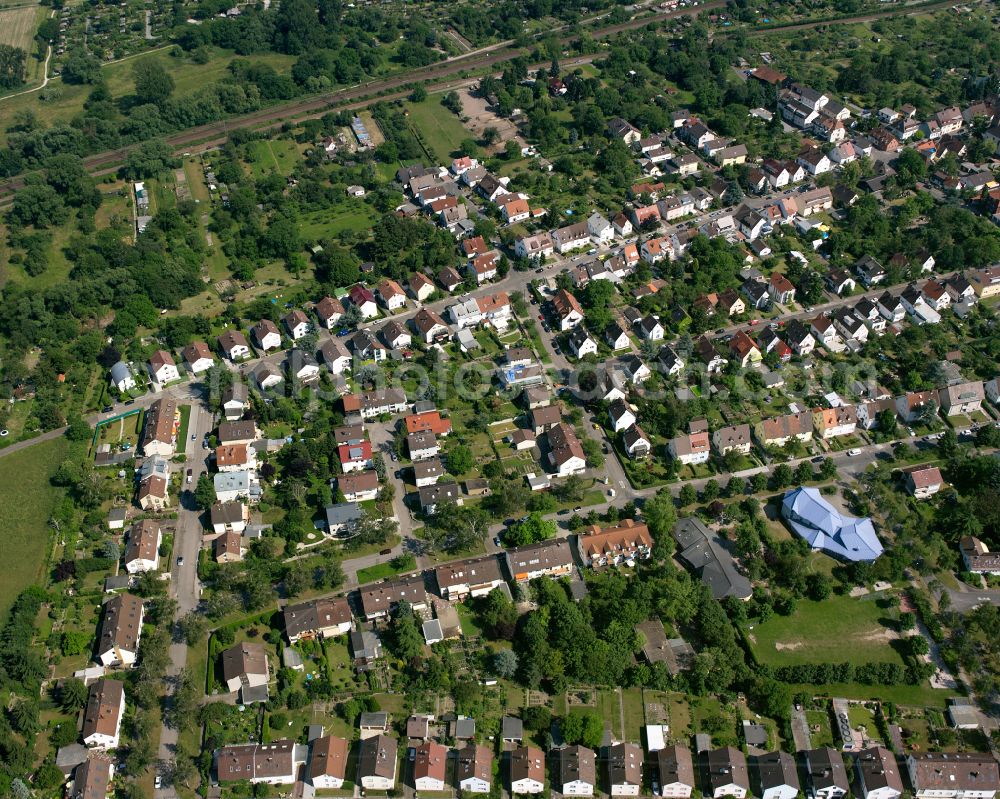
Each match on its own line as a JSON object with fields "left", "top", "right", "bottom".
{"left": 547, "top": 422, "right": 585, "bottom": 466}
{"left": 578, "top": 519, "right": 652, "bottom": 559}
{"left": 221, "top": 641, "right": 268, "bottom": 683}
{"left": 71, "top": 755, "right": 113, "bottom": 799}
{"left": 609, "top": 743, "right": 643, "bottom": 787}
{"left": 658, "top": 745, "right": 695, "bottom": 789}
{"left": 413, "top": 741, "right": 448, "bottom": 783}
{"left": 216, "top": 444, "right": 249, "bottom": 467}
{"left": 98, "top": 593, "right": 143, "bottom": 657}
{"left": 309, "top": 736, "right": 349, "bottom": 782}
{"left": 510, "top": 746, "right": 545, "bottom": 784}
{"left": 435, "top": 555, "right": 503, "bottom": 592}
{"left": 124, "top": 519, "right": 159, "bottom": 566}
{"left": 283, "top": 596, "right": 352, "bottom": 640}
{"left": 358, "top": 735, "right": 398, "bottom": 780}
{"left": 560, "top": 745, "right": 596, "bottom": 789}
{"left": 182, "top": 341, "right": 212, "bottom": 364}
{"left": 359, "top": 575, "right": 426, "bottom": 616}
{"left": 141, "top": 398, "right": 177, "bottom": 450}
{"left": 457, "top": 744, "right": 493, "bottom": 785}
{"left": 81, "top": 679, "right": 124, "bottom": 742}
{"left": 907, "top": 753, "right": 999, "bottom": 793}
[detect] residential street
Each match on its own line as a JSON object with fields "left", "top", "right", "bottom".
{"left": 155, "top": 402, "right": 213, "bottom": 799}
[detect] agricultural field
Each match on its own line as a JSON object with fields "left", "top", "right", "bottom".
{"left": 748, "top": 593, "right": 904, "bottom": 667}
{"left": 0, "top": 437, "right": 69, "bottom": 620}
{"left": 245, "top": 139, "right": 303, "bottom": 179}
{"left": 405, "top": 96, "right": 473, "bottom": 162}
{"left": 0, "top": 4, "right": 39, "bottom": 51}
{"left": 0, "top": 47, "right": 296, "bottom": 146}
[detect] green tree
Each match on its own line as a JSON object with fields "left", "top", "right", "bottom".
{"left": 133, "top": 59, "right": 175, "bottom": 104}
{"left": 0, "top": 44, "right": 27, "bottom": 89}
{"left": 194, "top": 473, "right": 216, "bottom": 510}
{"left": 446, "top": 444, "right": 474, "bottom": 475}
{"left": 491, "top": 648, "right": 518, "bottom": 678}
{"left": 504, "top": 512, "right": 556, "bottom": 547}
{"left": 561, "top": 708, "right": 603, "bottom": 748}
{"left": 58, "top": 678, "right": 89, "bottom": 711}
{"left": 678, "top": 484, "right": 697, "bottom": 507}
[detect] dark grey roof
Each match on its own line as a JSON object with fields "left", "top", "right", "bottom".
{"left": 674, "top": 517, "right": 752, "bottom": 600}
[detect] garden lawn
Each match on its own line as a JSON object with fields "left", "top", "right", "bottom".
{"left": 749, "top": 593, "right": 903, "bottom": 667}
{"left": 406, "top": 97, "right": 472, "bottom": 162}
{"left": 0, "top": 437, "right": 68, "bottom": 620}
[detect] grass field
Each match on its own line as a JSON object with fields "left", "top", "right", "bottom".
{"left": 0, "top": 47, "right": 295, "bottom": 145}
{"left": 749, "top": 593, "right": 903, "bottom": 667}
{"left": 246, "top": 139, "right": 301, "bottom": 178}
{"left": 0, "top": 5, "right": 38, "bottom": 50}
{"left": 0, "top": 437, "right": 68, "bottom": 620}
{"left": 406, "top": 96, "right": 472, "bottom": 162}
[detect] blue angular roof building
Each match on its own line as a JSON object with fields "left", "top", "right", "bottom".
{"left": 781, "top": 486, "right": 883, "bottom": 562}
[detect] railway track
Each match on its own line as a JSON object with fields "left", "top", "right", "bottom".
{"left": 0, "top": 0, "right": 962, "bottom": 200}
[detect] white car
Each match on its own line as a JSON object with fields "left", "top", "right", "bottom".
{"left": 847, "top": 448, "right": 862, "bottom": 456}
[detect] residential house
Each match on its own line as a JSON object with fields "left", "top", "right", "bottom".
{"left": 140, "top": 397, "right": 177, "bottom": 457}
{"left": 339, "top": 440, "right": 374, "bottom": 472}
{"left": 922, "top": 280, "right": 951, "bottom": 312}
{"left": 358, "top": 735, "right": 398, "bottom": 790}
{"left": 212, "top": 529, "right": 244, "bottom": 563}
{"left": 706, "top": 747, "right": 750, "bottom": 799}
{"left": 587, "top": 212, "right": 614, "bottom": 243}
{"left": 641, "top": 237, "right": 672, "bottom": 264}
{"left": 575, "top": 519, "right": 652, "bottom": 568}
{"left": 855, "top": 255, "right": 887, "bottom": 287}
{"left": 754, "top": 412, "right": 813, "bottom": 448}
{"left": 515, "top": 232, "right": 555, "bottom": 259}
{"left": 218, "top": 420, "right": 259, "bottom": 446}
{"left": 552, "top": 222, "right": 592, "bottom": 254}
{"left": 568, "top": 327, "right": 599, "bottom": 358}
{"left": 283, "top": 596, "right": 353, "bottom": 643}
{"left": 341, "top": 389, "right": 408, "bottom": 420}
{"left": 559, "top": 746, "right": 597, "bottom": 796}
{"left": 605, "top": 321, "right": 631, "bottom": 351}
{"left": 901, "top": 465, "right": 943, "bottom": 499}
{"left": 214, "top": 471, "right": 259, "bottom": 504}
{"left": 359, "top": 575, "right": 427, "bottom": 621}
{"left": 856, "top": 398, "right": 897, "bottom": 431}
{"left": 123, "top": 520, "right": 161, "bottom": 575}
{"left": 218, "top": 330, "right": 251, "bottom": 361}
{"left": 284, "top": 309, "right": 310, "bottom": 340}
{"left": 438, "top": 266, "right": 463, "bottom": 293}
{"left": 338, "top": 470, "right": 380, "bottom": 502}
{"left": 609, "top": 399, "right": 637, "bottom": 434}
{"left": 215, "top": 740, "right": 301, "bottom": 786}
{"left": 730, "top": 331, "right": 762, "bottom": 368}
{"left": 813, "top": 406, "right": 858, "bottom": 439}
{"left": 109, "top": 361, "right": 136, "bottom": 392}
{"left": 221, "top": 641, "right": 269, "bottom": 698}
{"left": 309, "top": 736, "right": 349, "bottom": 790}
{"left": 148, "top": 350, "right": 179, "bottom": 385}
{"left": 622, "top": 425, "right": 652, "bottom": 459}
{"left": 510, "top": 746, "right": 546, "bottom": 794}
{"left": 253, "top": 362, "right": 283, "bottom": 390}
{"left": 96, "top": 593, "right": 144, "bottom": 668}
{"left": 938, "top": 381, "right": 984, "bottom": 416}
{"left": 70, "top": 755, "right": 114, "bottom": 799}
{"left": 380, "top": 320, "right": 412, "bottom": 351}
{"left": 477, "top": 291, "right": 512, "bottom": 330}
{"left": 216, "top": 443, "right": 255, "bottom": 473}
{"left": 805, "top": 748, "right": 849, "bottom": 799}
{"left": 211, "top": 501, "right": 248, "bottom": 535}
{"left": 896, "top": 390, "right": 936, "bottom": 424}
{"left": 552, "top": 289, "right": 585, "bottom": 331}
{"left": 854, "top": 747, "right": 903, "bottom": 799}
{"left": 182, "top": 341, "right": 214, "bottom": 374}
{"left": 505, "top": 539, "right": 573, "bottom": 582}
{"left": 348, "top": 285, "right": 379, "bottom": 319}
{"left": 658, "top": 745, "right": 695, "bottom": 799}
{"left": 659, "top": 345, "right": 685, "bottom": 376}
{"left": 905, "top": 753, "right": 999, "bottom": 799}
{"left": 418, "top": 482, "right": 463, "bottom": 514}
{"left": 784, "top": 320, "right": 816, "bottom": 355}
{"left": 668, "top": 430, "right": 710, "bottom": 466}
{"left": 413, "top": 742, "right": 448, "bottom": 792}
{"left": 222, "top": 383, "right": 249, "bottom": 421}
{"left": 435, "top": 555, "right": 505, "bottom": 600}
{"left": 754, "top": 751, "right": 800, "bottom": 799}
{"left": 713, "top": 424, "right": 752, "bottom": 456}
{"left": 407, "top": 431, "right": 439, "bottom": 462}
{"left": 637, "top": 315, "right": 665, "bottom": 341}
{"left": 457, "top": 744, "right": 493, "bottom": 794}
{"left": 547, "top": 422, "right": 586, "bottom": 476}
{"left": 319, "top": 339, "right": 352, "bottom": 375}
{"left": 315, "top": 296, "right": 346, "bottom": 329}
{"left": 469, "top": 252, "right": 499, "bottom": 284}
{"left": 768, "top": 273, "right": 796, "bottom": 305}
{"left": 82, "top": 679, "right": 125, "bottom": 750}
{"left": 252, "top": 319, "right": 282, "bottom": 352}
{"left": 137, "top": 475, "right": 169, "bottom": 512}
{"left": 960, "top": 537, "right": 1000, "bottom": 575}
{"left": 411, "top": 308, "right": 450, "bottom": 344}
{"left": 413, "top": 457, "right": 446, "bottom": 488}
